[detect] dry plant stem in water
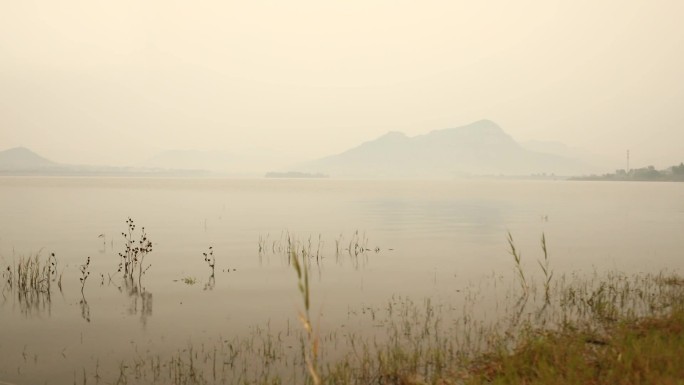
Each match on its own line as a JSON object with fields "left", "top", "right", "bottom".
{"left": 202, "top": 246, "right": 215, "bottom": 276}
{"left": 291, "top": 249, "right": 321, "bottom": 385}
{"left": 117, "top": 217, "right": 153, "bottom": 286}
{"left": 79, "top": 256, "right": 90, "bottom": 295}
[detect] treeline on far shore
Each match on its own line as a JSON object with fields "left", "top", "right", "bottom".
{"left": 572, "top": 162, "right": 684, "bottom": 182}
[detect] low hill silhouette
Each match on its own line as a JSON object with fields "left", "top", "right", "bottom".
{"left": 293, "top": 120, "right": 593, "bottom": 178}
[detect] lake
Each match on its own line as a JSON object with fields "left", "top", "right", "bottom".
{"left": 1, "top": 177, "right": 683, "bottom": 384}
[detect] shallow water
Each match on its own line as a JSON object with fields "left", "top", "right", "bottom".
{"left": 1, "top": 177, "right": 683, "bottom": 384}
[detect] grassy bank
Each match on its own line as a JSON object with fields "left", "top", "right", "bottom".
{"left": 463, "top": 307, "right": 684, "bottom": 385}
{"left": 104, "top": 265, "right": 684, "bottom": 385}
{"left": 319, "top": 271, "right": 684, "bottom": 385}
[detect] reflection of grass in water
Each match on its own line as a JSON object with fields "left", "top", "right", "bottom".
{"left": 103, "top": 243, "right": 684, "bottom": 385}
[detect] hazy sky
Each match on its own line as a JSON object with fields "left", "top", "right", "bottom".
{"left": 1, "top": 1, "right": 683, "bottom": 169}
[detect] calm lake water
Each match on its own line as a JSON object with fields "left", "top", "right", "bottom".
{"left": 1, "top": 177, "right": 683, "bottom": 384}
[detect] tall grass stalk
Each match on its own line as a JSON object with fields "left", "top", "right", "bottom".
{"left": 290, "top": 249, "right": 321, "bottom": 385}
{"left": 538, "top": 233, "right": 553, "bottom": 304}
{"left": 507, "top": 232, "right": 528, "bottom": 296}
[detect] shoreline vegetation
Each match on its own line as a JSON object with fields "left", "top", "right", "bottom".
{"left": 105, "top": 262, "right": 684, "bottom": 385}
{"left": 2, "top": 146, "right": 683, "bottom": 181}
{"left": 2, "top": 229, "right": 683, "bottom": 384}
{"left": 571, "top": 162, "right": 684, "bottom": 182}
{"left": 265, "top": 171, "right": 329, "bottom": 179}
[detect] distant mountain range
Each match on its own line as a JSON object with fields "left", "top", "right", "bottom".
{"left": 1, "top": 120, "right": 602, "bottom": 178}
{"left": 140, "top": 148, "right": 297, "bottom": 176}
{"left": 291, "top": 120, "right": 596, "bottom": 178}
{"left": 0, "top": 146, "right": 286, "bottom": 177}
{"left": 0, "top": 147, "right": 206, "bottom": 176}
{"left": 0, "top": 147, "right": 58, "bottom": 170}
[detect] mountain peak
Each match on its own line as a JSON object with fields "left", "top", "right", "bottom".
{"left": 425, "top": 120, "right": 511, "bottom": 145}
{"left": 0, "top": 147, "right": 56, "bottom": 169}
{"left": 295, "top": 120, "right": 593, "bottom": 178}
{"left": 379, "top": 131, "right": 408, "bottom": 140}
{"left": 4, "top": 146, "right": 34, "bottom": 155}
{"left": 452, "top": 119, "right": 503, "bottom": 133}
{"left": 471, "top": 119, "right": 500, "bottom": 128}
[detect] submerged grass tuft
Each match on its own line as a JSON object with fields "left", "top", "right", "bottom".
{"left": 1, "top": 251, "right": 60, "bottom": 316}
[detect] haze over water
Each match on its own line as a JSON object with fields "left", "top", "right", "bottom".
{"left": 1, "top": 177, "right": 682, "bottom": 384}
{"left": 2, "top": 2, "right": 684, "bottom": 383}
{"left": 2, "top": 1, "right": 684, "bottom": 169}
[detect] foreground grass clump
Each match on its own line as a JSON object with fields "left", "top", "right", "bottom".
{"left": 466, "top": 309, "right": 684, "bottom": 385}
